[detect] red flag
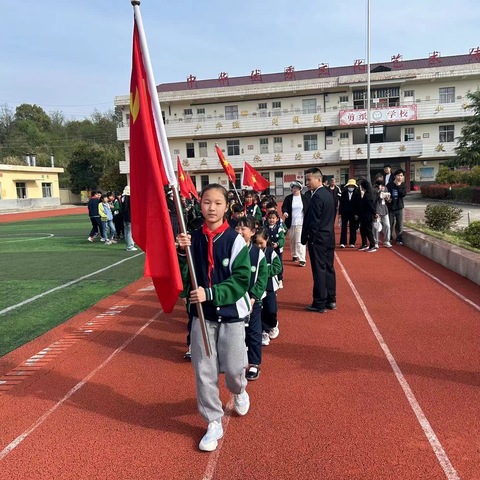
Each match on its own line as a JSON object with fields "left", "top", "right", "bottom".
{"left": 242, "top": 161, "right": 270, "bottom": 192}
{"left": 185, "top": 172, "right": 200, "bottom": 201}
{"left": 215, "top": 145, "right": 236, "bottom": 184}
{"left": 177, "top": 156, "right": 199, "bottom": 201}
{"left": 129, "top": 22, "right": 182, "bottom": 313}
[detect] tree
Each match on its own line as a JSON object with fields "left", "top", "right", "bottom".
{"left": 66, "top": 143, "right": 105, "bottom": 194}
{"left": 14, "top": 104, "right": 51, "bottom": 131}
{"left": 454, "top": 89, "right": 480, "bottom": 167}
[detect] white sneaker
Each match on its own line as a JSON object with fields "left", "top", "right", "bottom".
{"left": 126, "top": 247, "right": 138, "bottom": 251}
{"left": 87, "top": 237, "right": 94, "bottom": 242}
{"left": 384, "top": 242, "right": 392, "bottom": 248}
{"left": 100, "top": 238, "right": 106, "bottom": 242}
{"left": 269, "top": 325, "right": 279, "bottom": 339}
{"left": 199, "top": 420, "right": 223, "bottom": 452}
{"left": 374, "top": 244, "right": 379, "bottom": 249}
{"left": 104, "top": 240, "right": 112, "bottom": 245}
{"left": 261, "top": 332, "right": 270, "bottom": 346}
{"left": 234, "top": 390, "right": 250, "bottom": 416}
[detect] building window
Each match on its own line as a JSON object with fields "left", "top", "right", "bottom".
{"left": 258, "top": 102, "right": 267, "bottom": 110}
{"left": 302, "top": 99, "right": 317, "bottom": 114}
{"left": 273, "top": 137, "right": 283, "bottom": 152}
{"left": 227, "top": 140, "right": 240, "bottom": 156}
{"left": 404, "top": 90, "right": 414, "bottom": 98}
{"left": 183, "top": 108, "right": 193, "bottom": 116}
{"left": 339, "top": 132, "right": 349, "bottom": 139}
{"left": 439, "top": 125, "right": 454, "bottom": 142}
{"left": 197, "top": 108, "right": 205, "bottom": 122}
{"left": 439, "top": 87, "right": 455, "bottom": 104}
{"left": 272, "top": 101, "right": 281, "bottom": 109}
{"left": 199, "top": 141, "right": 208, "bottom": 157}
{"left": 404, "top": 127, "right": 415, "bottom": 142}
{"left": 303, "top": 134, "right": 318, "bottom": 151}
{"left": 201, "top": 175, "right": 209, "bottom": 191}
{"left": 259, "top": 138, "right": 269, "bottom": 154}
{"left": 42, "top": 183, "right": 52, "bottom": 198}
{"left": 339, "top": 95, "right": 349, "bottom": 103}
{"left": 16, "top": 182, "right": 27, "bottom": 199}
{"left": 186, "top": 142, "right": 195, "bottom": 158}
{"left": 190, "top": 176, "right": 197, "bottom": 192}
{"left": 225, "top": 105, "right": 238, "bottom": 120}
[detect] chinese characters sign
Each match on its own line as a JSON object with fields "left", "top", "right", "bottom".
{"left": 339, "top": 105, "right": 417, "bottom": 125}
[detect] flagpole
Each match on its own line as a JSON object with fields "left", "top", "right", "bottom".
{"left": 366, "top": 0, "right": 372, "bottom": 183}
{"left": 131, "top": 0, "right": 211, "bottom": 357}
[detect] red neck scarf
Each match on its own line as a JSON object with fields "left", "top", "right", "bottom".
{"left": 202, "top": 220, "right": 230, "bottom": 286}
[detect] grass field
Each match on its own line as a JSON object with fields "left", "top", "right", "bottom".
{"left": 0, "top": 214, "right": 145, "bottom": 357}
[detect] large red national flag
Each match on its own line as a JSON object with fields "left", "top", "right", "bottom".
{"left": 129, "top": 22, "right": 182, "bottom": 313}
{"left": 177, "top": 156, "right": 199, "bottom": 201}
{"left": 215, "top": 144, "right": 236, "bottom": 184}
{"left": 242, "top": 161, "right": 270, "bottom": 192}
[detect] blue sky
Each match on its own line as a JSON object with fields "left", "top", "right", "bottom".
{"left": 1, "top": 0, "right": 479, "bottom": 120}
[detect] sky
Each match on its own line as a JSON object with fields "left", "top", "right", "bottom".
{"left": 1, "top": 0, "right": 480, "bottom": 121}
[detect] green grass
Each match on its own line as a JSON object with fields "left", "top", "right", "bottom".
{"left": 0, "top": 214, "right": 145, "bottom": 357}
{"left": 405, "top": 221, "right": 480, "bottom": 253}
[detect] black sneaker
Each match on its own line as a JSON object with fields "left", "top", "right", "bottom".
{"left": 299, "top": 261, "right": 306, "bottom": 267}
{"left": 305, "top": 305, "right": 327, "bottom": 313}
{"left": 326, "top": 302, "right": 337, "bottom": 310}
{"left": 246, "top": 365, "right": 260, "bottom": 381}
{"left": 183, "top": 346, "right": 191, "bottom": 360}
{"left": 292, "top": 256, "right": 298, "bottom": 262}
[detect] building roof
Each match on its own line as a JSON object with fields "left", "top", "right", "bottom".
{"left": 156, "top": 53, "right": 480, "bottom": 93}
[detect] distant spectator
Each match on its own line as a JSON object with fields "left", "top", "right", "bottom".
{"left": 87, "top": 191, "right": 102, "bottom": 242}
{"left": 121, "top": 185, "right": 137, "bottom": 252}
{"left": 387, "top": 169, "right": 407, "bottom": 245}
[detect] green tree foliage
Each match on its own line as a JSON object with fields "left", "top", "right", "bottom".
{"left": 454, "top": 89, "right": 480, "bottom": 167}
{"left": 0, "top": 104, "right": 125, "bottom": 191}
{"left": 66, "top": 143, "right": 107, "bottom": 194}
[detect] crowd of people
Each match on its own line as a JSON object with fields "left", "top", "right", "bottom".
{"left": 171, "top": 164, "right": 407, "bottom": 452}
{"left": 85, "top": 165, "right": 406, "bottom": 451}
{"left": 86, "top": 187, "right": 138, "bottom": 251}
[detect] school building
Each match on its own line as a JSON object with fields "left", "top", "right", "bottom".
{"left": 114, "top": 49, "right": 480, "bottom": 197}
{"left": 0, "top": 163, "right": 64, "bottom": 211}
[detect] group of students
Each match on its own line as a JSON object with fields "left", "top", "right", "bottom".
{"left": 338, "top": 165, "right": 407, "bottom": 252}
{"left": 86, "top": 187, "right": 137, "bottom": 251}
{"left": 176, "top": 184, "right": 289, "bottom": 452}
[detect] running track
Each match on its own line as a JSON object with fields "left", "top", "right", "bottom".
{"left": 0, "top": 208, "right": 479, "bottom": 479}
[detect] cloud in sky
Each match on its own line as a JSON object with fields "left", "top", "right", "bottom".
{"left": 1, "top": 0, "right": 479, "bottom": 119}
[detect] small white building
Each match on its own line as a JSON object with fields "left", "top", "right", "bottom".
{"left": 115, "top": 50, "right": 480, "bottom": 197}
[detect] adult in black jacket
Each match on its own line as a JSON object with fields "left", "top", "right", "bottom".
{"left": 338, "top": 179, "right": 361, "bottom": 248}
{"left": 358, "top": 179, "right": 377, "bottom": 252}
{"left": 87, "top": 191, "right": 102, "bottom": 242}
{"left": 301, "top": 168, "right": 336, "bottom": 313}
{"left": 386, "top": 169, "right": 407, "bottom": 245}
{"left": 281, "top": 181, "right": 309, "bottom": 265}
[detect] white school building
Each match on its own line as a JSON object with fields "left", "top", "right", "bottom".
{"left": 114, "top": 49, "right": 480, "bottom": 197}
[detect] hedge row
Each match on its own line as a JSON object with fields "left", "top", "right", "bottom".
{"left": 421, "top": 184, "right": 480, "bottom": 204}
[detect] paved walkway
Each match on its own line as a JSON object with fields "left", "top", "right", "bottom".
{"left": 404, "top": 192, "right": 480, "bottom": 227}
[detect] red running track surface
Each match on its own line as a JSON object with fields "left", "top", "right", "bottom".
{"left": 0, "top": 213, "right": 479, "bottom": 479}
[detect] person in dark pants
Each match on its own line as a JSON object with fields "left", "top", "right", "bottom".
{"left": 358, "top": 179, "right": 377, "bottom": 252}
{"left": 87, "top": 191, "right": 102, "bottom": 242}
{"left": 301, "top": 167, "right": 337, "bottom": 313}
{"left": 338, "top": 179, "right": 361, "bottom": 248}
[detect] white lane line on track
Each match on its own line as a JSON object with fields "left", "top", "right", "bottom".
{"left": 0, "top": 307, "right": 162, "bottom": 461}
{"left": 335, "top": 253, "right": 460, "bottom": 480}
{"left": 202, "top": 399, "right": 234, "bottom": 480}
{"left": 1, "top": 233, "right": 55, "bottom": 243}
{"left": 392, "top": 249, "right": 480, "bottom": 312}
{"left": 0, "top": 253, "right": 144, "bottom": 317}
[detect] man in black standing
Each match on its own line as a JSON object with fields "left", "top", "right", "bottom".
{"left": 301, "top": 167, "right": 337, "bottom": 313}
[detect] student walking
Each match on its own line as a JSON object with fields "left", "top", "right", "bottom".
{"left": 176, "top": 184, "right": 252, "bottom": 452}
{"left": 235, "top": 216, "right": 268, "bottom": 381}
{"left": 254, "top": 228, "right": 282, "bottom": 346}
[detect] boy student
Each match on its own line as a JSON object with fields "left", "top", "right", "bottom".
{"left": 235, "top": 216, "right": 268, "bottom": 380}
{"left": 176, "top": 184, "right": 251, "bottom": 452}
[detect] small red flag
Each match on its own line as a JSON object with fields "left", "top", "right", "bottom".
{"left": 129, "top": 22, "right": 182, "bottom": 313}
{"left": 177, "top": 156, "right": 199, "bottom": 201}
{"left": 215, "top": 144, "right": 236, "bottom": 184}
{"left": 242, "top": 161, "right": 270, "bottom": 192}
